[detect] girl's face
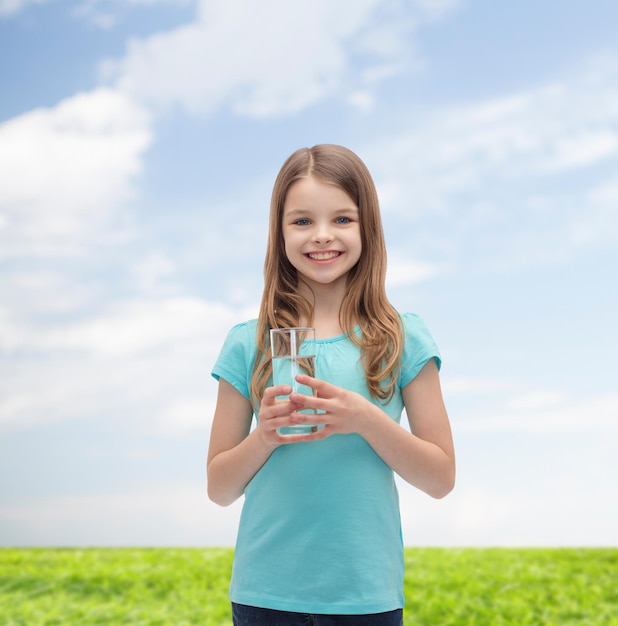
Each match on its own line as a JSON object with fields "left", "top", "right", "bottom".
{"left": 282, "top": 175, "right": 362, "bottom": 294}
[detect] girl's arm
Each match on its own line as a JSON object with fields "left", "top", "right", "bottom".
{"left": 207, "top": 378, "right": 306, "bottom": 506}
{"left": 372, "top": 358, "right": 455, "bottom": 498}
{"left": 290, "top": 359, "right": 455, "bottom": 499}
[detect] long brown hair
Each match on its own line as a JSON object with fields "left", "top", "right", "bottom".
{"left": 250, "top": 144, "right": 402, "bottom": 406}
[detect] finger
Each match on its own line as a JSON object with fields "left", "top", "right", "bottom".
{"left": 294, "top": 374, "right": 337, "bottom": 397}
{"left": 260, "top": 413, "right": 301, "bottom": 439}
{"left": 290, "top": 413, "right": 324, "bottom": 426}
{"left": 289, "top": 410, "right": 330, "bottom": 427}
{"left": 264, "top": 384, "right": 293, "bottom": 401}
{"left": 265, "top": 400, "right": 301, "bottom": 420}
{"left": 288, "top": 392, "right": 330, "bottom": 413}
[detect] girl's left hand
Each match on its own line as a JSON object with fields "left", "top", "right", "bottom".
{"left": 290, "top": 366, "right": 455, "bottom": 498}
{"left": 288, "top": 374, "right": 371, "bottom": 437}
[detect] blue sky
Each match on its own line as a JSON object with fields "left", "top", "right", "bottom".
{"left": 1, "top": 0, "right": 617, "bottom": 547}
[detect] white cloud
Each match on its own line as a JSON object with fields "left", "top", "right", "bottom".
{"left": 72, "top": 0, "right": 192, "bottom": 29}
{"left": 399, "top": 484, "right": 521, "bottom": 545}
{"left": 0, "top": 88, "right": 152, "bottom": 258}
{"left": 365, "top": 54, "right": 618, "bottom": 263}
{"left": 0, "top": 0, "right": 46, "bottom": 18}
{"left": 543, "top": 129, "right": 618, "bottom": 172}
{"left": 100, "top": 0, "right": 459, "bottom": 118}
{"left": 132, "top": 251, "right": 177, "bottom": 292}
{"left": 457, "top": 393, "right": 618, "bottom": 433}
{"left": 506, "top": 391, "right": 565, "bottom": 411}
{"left": 0, "top": 269, "right": 98, "bottom": 316}
{"left": 412, "top": 0, "right": 461, "bottom": 21}
{"left": 0, "top": 297, "right": 250, "bottom": 431}
{"left": 376, "top": 74, "right": 618, "bottom": 209}
{"left": 45, "top": 297, "right": 245, "bottom": 358}
{"left": 568, "top": 179, "right": 618, "bottom": 247}
{"left": 0, "top": 297, "right": 231, "bottom": 356}
{"left": 398, "top": 481, "right": 618, "bottom": 546}
{"left": 442, "top": 377, "right": 519, "bottom": 395}
{"left": 346, "top": 90, "right": 376, "bottom": 114}
{"left": 386, "top": 258, "right": 440, "bottom": 287}
{"left": 0, "top": 484, "right": 243, "bottom": 546}
{"left": 0, "top": 350, "right": 221, "bottom": 434}
{"left": 155, "top": 396, "right": 217, "bottom": 436}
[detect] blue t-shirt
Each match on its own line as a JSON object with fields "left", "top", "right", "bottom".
{"left": 211, "top": 313, "right": 440, "bottom": 614}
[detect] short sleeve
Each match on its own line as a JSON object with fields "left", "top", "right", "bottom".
{"left": 399, "top": 312, "right": 441, "bottom": 389}
{"left": 211, "top": 320, "right": 259, "bottom": 402}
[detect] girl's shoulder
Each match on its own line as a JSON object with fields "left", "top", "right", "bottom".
{"left": 400, "top": 311, "right": 423, "bottom": 326}
{"left": 399, "top": 311, "right": 441, "bottom": 366}
{"left": 217, "top": 319, "right": 260, "bottom": 361}
{"left": 223, "top": 318, "right": 259, "bottom": 341}
{"left": 399, "top": 311, "right": 432, "bottom": 336}
{"left": 228, "top": 318, "right": 258, "bottom": 331}
{"left": 213, "top": 320, "right": 259, "bottom": 400}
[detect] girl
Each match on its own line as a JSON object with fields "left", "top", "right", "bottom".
{"left": 207, "top": 144, "right": 455, "bottom": 625}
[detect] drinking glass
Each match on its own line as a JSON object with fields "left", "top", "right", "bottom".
{"left": 270, "top": 327, "right": 317, "bottom": 435}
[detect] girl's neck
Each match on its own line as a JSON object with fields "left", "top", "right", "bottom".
{"left": 311, "top": 308, "right": 344, "bottom": 339}
{"left": 298, "top": 281, "right": 348, "bottom": 339}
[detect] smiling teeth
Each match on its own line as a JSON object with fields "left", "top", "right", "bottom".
{"left": 308, "top": 252, "right": 340, "bottom": 260}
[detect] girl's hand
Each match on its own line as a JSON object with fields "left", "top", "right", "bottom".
{"left": 287, "top": 374, "right": 372, "bottom": 437}
{"left": 257, "top": 384, "right": 310, "bottom": 446}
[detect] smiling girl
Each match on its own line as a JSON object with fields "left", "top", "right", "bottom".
{"left": 207, "top": 144, "right": 455, "bottom": 625}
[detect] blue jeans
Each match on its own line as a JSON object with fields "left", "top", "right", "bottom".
{"left": 231, "top": 603, "right": 404, "bottom": 625}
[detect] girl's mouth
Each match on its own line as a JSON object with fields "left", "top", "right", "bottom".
{"left": 305, "top": 251, "right": 342, "bottom": 261}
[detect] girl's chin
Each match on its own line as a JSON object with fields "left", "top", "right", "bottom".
{"left": 297, "top": 272, "right": 350, "bottom": 289}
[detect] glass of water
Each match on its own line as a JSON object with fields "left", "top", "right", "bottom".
{"left": 270, "top": 327, "right": 317, "bottom": 435}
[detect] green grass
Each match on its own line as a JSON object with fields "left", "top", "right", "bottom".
{"left": 0, "top": 548, "right": 233, "bottom": 626}
{"left": 403, "top": 548, "right": 617, "bottom": 625}
{"left": 0, "top": 548, "right": 616, "bottom": 625}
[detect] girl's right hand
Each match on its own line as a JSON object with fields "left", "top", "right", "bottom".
{"left": 208, "top": 379, "right": 307, "bottom": 507}
{"left": 256, "top": 384, "right": 305, "bottom": 447}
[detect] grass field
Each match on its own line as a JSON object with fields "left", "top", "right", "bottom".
{"left": 0, "top": 548, "right": 616, "bottom": 625}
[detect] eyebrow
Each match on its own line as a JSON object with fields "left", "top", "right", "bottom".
{"left": 284, "top": 206, "right": 358, "bottom": 217}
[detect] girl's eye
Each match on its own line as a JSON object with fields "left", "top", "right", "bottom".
{"left": 295, "top": 218, "right": 311, "bottom": 226}
{"left": 335, "top": 217, "right": 351, "bottom": 224}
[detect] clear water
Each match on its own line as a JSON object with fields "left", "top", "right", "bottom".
{"left": 272, "top": 355, "right": 317, "bottom": 435}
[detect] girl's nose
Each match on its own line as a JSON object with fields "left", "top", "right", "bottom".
{"left": 312, "top": 223, "right": 333, "bottom": 244}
